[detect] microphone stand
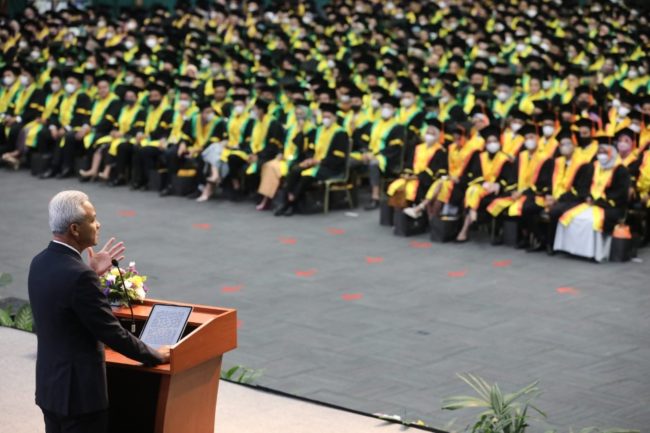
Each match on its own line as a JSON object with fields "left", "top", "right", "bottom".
{"left": 112, "top": 259, "right": 136, "bottom": 333}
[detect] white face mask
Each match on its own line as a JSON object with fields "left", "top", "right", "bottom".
{"left": 540, "top": 43, "right": 550, "bottom": 52}
{"left": 510, "top": 122, "right": 522, "bottom": 132}
{"left": 19, "top": 75, "right": 30, "bottom": 86}
{"left": 526, "top": 9, "right": 537, "bottom": 18}
{"left": 497, "top": 91, "right": 509, "bottom": 102}
{"left": 3, "top": 76, "right": 15, "bottom": 86}
{"left": 106, "top": 31, "right": 115, "bottom": 39}
{"left": 371, "top": 99, "right": 380, "bottom": 109}
{"left": 51, "top": 82, "right": 61, "bottom": 93}
{"left": 628, "top": 70, "right": 638, "bottom": 79}
{"left": 127, "top": 21, "right": 137, "bottom": 31}
{"left": 124, "top": 75, "right": 135, "bottom": 84}
{"left": 204, "top": 112, "right": 215, "bottom": 122}
{"left": 494, "top": 23, "right": 505, "bottom": 32}
{"left": 524, "top": 138, "right": 537, "bottom": 150}
{"left": 30, "top": 50, "right": 40, "bottom": 60}
{"left": 439, "top": 96, "right": 449, "bottom": 104}
{"left": 233, "top": 104, "right": 245, "bottom": 115}
{"left": 249, "top": 110, "right": 258, "bottom": 120}
{"left": 486, "top": 141, "right": 500, "bottom": 154}
{"left": 629, "top": 123, "right": 641, "bottom": 133}
{"left": 516, "top": 43, "right": 526, "bottom": 52}
{"left": 177, "top": 99, "right": 190, "bottom": 110}
{"left": 596, "top": 153, "right": 610, "bottom": 166}
{"left": 424, "top": 133, "right": 437, "bottom": 145}
{"left": 542, "top": 125, "right": 555, "bottom": 137}
{"left": 200, "top": 58, "right": 211, "bottom": 69}
{"left": 618, "top": 106, "right": 630, "bottom": 117}
{"left": 64, "top": 82, "right": 76, "bottom": 94}
{"left": 139, "top": 58, "right": 150, "bottom": 68}
{"left": 124, "top": 40, "right": 135, "bottom": 50}
{"left": 530, "top": 35, "right": 541, "bottom": 45}
{"left": 401, "top": 97, "right": 414, "bottom": 108}
{"left": 145, "top": 38, "right": 157, "bottom": 48}
{"left": 611, "top": 98, "right": 621, "bottom": 108}
{"left": 381, "top": 107, "right": 394, "bottom": 120}
{"left": 559, "top": 143, "right": 573, "bottom": 156}
{"left": 542, "top": 80, "right": 553, "bottom": 90}
{"left": 322, "top": 117, "right": 333, "bottom": 128}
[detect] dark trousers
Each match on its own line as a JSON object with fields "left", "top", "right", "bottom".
{"left": 51, "top": 132, "right": 84, "bottom": 172}
{"left": 42, "top": 408, "right": 108, "bottom": 433}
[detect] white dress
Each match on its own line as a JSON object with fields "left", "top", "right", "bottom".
{"left": 553, "top": 206, "right": 612, "bottom": 262}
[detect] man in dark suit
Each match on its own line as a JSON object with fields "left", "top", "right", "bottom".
{"left": 28, "top": 190, "right": 170, "bottom": 433}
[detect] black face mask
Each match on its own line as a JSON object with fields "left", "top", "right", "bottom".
{"left": 351, "top": 105, "right": 362, "bottom": 112}
{"left": 578, "top": 136, "right": 592, "bottom": 147}
{"left": 125, "top": 99, "right": 136, "bottom": 106}
{"left": 149, "top": 99, "right": 160, "bottom": 107}
{"left": 576, "top": 100, "right": 590, "bottom": 111}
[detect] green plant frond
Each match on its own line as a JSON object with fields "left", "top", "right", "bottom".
{"left": 221, "top": 365, "right": 241, "bottom": 379}
{"left": 14, "top": 305, "right": 33, "bottom": 332}
{"left": 457, "top": 373, "right": 492, "bottom": 400}
{"left": 490, "top": 383, "right": 506, "bottom": 413}
{"left": 0, "top": 308, "right": 13, "bottom": 327}
{"left": 503, "top": 380, "right": 541, "bottom": 405}
{"left": 527, "top": 402, "right": 547, "bottom": 418}
{"left": 442, "top": 395, "right": 492, "bottom": 410}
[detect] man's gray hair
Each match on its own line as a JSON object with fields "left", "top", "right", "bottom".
{"left": 48, "top": 190, "right": 89, "bottom": 234}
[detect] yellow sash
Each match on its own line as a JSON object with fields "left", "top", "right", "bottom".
{"left": 59, "top": 91, "right": 80, "bottom": 127}
{"left": 14, "top": 83, "right": 37, "bottom": 115}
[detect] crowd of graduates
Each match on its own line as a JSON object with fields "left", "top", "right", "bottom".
{"left": 1, "top": 0, "right": 649, "bottom": 260}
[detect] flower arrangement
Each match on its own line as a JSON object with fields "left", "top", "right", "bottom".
{"left": 99, "top": 261, "right": 149, "bottom": 307}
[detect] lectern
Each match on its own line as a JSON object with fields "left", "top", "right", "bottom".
{"left": 106, "top": 298, "right": 237, "bottom": 433}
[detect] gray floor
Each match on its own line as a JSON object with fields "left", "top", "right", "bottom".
{"left": 1, "top": 169, "right": 649, "bottom": 432}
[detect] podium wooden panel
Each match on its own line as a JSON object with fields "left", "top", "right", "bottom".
{"left": 105, "top": 298, "right": 237, "bottom": 433}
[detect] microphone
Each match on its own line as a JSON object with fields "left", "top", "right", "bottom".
{"left": 112, "top": 259, "right": 136, "bottom": 334}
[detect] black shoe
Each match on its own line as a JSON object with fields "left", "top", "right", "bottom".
{"left": 109, "top": 177, "right": 126, "bottom": 187}
{"left": 516, "top": 238, "right": 530, "bottom": 249}
{"left": 159, "top": 186, "right": 173, "bottom": 197}
{"left": 186, "top": 190, "right": 201, "bottom": 199}
{"left": 546, "top": 244, "right": 556, "bottom": 256}
{"left": 364, "top": 199, "right": 380, "bottom": 210}
{"left": 274, "top": 202, "right": 291, "bottom": 216}
{"left": 56, "top": 168, "right": 72, "bottom": 179}
{"left": 130, "top": 182, "right": 144, "bottom": 191}
{"left": 283, "top": 205, "right": 295, "bottom": 216}
{"left": 526, "top": 243, "right": 545, "bottom": 253}
{"left": 40, "top": 169, "right": 56, "bottom": 179}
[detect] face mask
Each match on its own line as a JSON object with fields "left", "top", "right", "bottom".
{"left": 611, "top": 98, "right": 621, "bottom": 108}
{"left": 200, "top": 58, "right": 211, "bottom": 69}
{"left": 211, "top": 65, "right": 221, "bottom": 74}
{"left": 381, "top": 107, "right": 394, "bottom": 120}
{"left": 596, "top": 153, "right": 610, "bottom": 166}
{"left": 371, "top": 98, "right": 380, "bottom": 109}
{"left": 618, "top": 106, "right": 630, "bottom": 117}
{"left": 628, "top": 70, "right": 638, "bottom": 79}
{"left": 629, "top": 123, "right": 641, "bottom": 133}
{"left": 401, "top": 97, "right": 414, "bottom": 108}
{"left": 497, "top": 91, "right": 509, "bottom": 102}
{"left": 127, "top": 21, "right": 137, "bottom": 31}
{"left": 204, "top": 112, "right": 215, "bottom": 122}
{"left": 139, "top": 58, "right": 150, "bottom": 68}
{"left": 486, "top": 141, "right": 500, "bottom": 154}
{"left": 51, "top": 82, "right": 61, "bottom": 93}
{"left": 145, "top": 38, "right": 157, "bottom": 48}
{"left": 530, "top": 35, "right": 541, "bottom": 45}
{"left": 125, "top": 98, "right": 136, "bottom": 106}
{"left": 30, "top": 50, "right": 40, "bottom": 60}
{"left": 394, "top": 89, "right": 403, "bottom": 99}
{"left": 526, "top": 9, "right": 537, "bottom": 18}
{"left": 439, "top": 96, "right": 449, "bottom": 104}
{"left": 108, "top": 57, "right": 117, "bottom": 65}
{"left": 540, "top": 43, "right": 550, "bottom": 52}
{"left": 322, "top": 117, "right": 333, "bottom": 128}
{"left": 233, "top": 104, "right": 245, "bottom": 115}
{"left": 542, "top": 125, "right": 555, "bottom": 137}
{"left": 351, "top": 104, "right": 362, "bottom": 112}
{"left": 249, "top": 110, "right": 258, "bottom": 120}
{"left": 424, "top": 133, "right": 437, "bottom": 145}
{"left": 524, "top": 138, "right": 537, "bottom": 150}
{"left": 326, "top": 59, "right": 335, "bottom": 69}
{"left": 516, "top": 43, "right": 526, "bottom": 53}
{"left": 19, "top": 41, "right": 28, "bottom": 49}
{"left": 47, "top": 60, "right": 57, "bottom": 69}
{"left": 3, "top": 76, "right": 15, "bottom": 86}
{"left": 124, "top": 75, "right": 135, "bottom": 84}
{"left": 125, "top": 40, "right": 135, "bottom": 50}
{"left": 64, "top": 83, "right": 76, "bottom": 94}
{"left": 559, "top": 143, "right": 573, "bottom": 156}
{"left": 106, "top": 32, "right": 115, "bottom": 39}
{"left": 510, "top": 122, "right": 522, "bottom": 132}
{"left": 19, "top": 75, "right": 30, "bottom": 86}
{"left": 340, "top": 94, "right": 350, "bottom": 103}
{"left": 542, "top": 80, "right": 553, "bottom": 90}
{"left": 178, "top": 99, "right": 190, "bottom": 110}
{"left": 494, "top": 23, "right": 505, "bottom": 32}
{"left": 617, "top": 141, "right": 632, "bottom": 153}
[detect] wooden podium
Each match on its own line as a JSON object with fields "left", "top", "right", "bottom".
{"left": 106, "top": 298, "right": 237, "bottom": 433}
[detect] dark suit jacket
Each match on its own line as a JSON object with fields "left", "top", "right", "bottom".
{"left": 28, "top": 241, "right": 163, "bottom": 416}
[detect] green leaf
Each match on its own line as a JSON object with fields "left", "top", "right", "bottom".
{"left": 457, "top": 373, "right": 491, "bottom": 401}
{"left": 442, "top": 395, "right": 491, "bottom": 410}
{"left": 221, "top": 365, "right": 241, "bottom": 380}
{"left": 0, "top": 273, "right": 12, "bottom": 287}
{"left": 0, "top": 308, "right": 13, "bottom": 327}
{"left": 14, "top": 305, "right": 33, "bottom": 332}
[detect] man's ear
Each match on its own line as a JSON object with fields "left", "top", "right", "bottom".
{"left": 69, "top": 223, "right": 80, "bottom": 238}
